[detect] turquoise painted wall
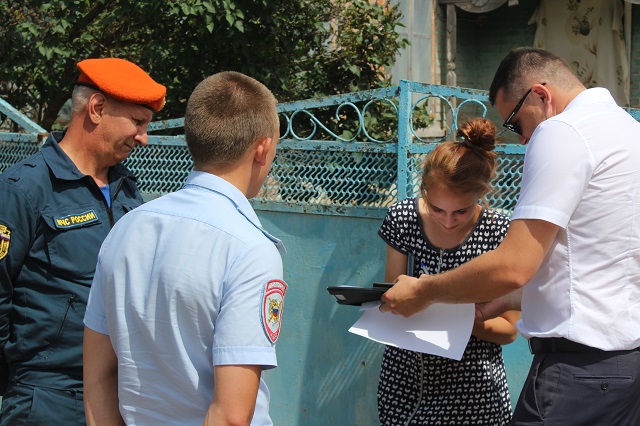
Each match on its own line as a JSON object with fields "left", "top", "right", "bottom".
{"left": 258, "top": 210, "right": 532, "bottom": 425}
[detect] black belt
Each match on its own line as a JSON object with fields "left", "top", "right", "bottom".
{"left": 528, "top": 337, "right": 603, "bottom": 354}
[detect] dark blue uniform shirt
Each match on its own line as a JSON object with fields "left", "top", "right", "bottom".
{"left": 0, "top": 132, "right": 143, "bottom": 393}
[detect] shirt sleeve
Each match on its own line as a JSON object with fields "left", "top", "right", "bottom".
{"left": 512, "top": 119, "right": 594, "bottom": 228}
{"left": 84, "top": 254, "right": 109, "bottom": 335}
{"left": 212, "top": 241, "right": 285, "bottom": 369}
{"left": 378, "top": 200, "right": 411, "bottom": 254}
{"left": 0, "top": 180, "right": 37, "bottom": 393}
{"left": 0, "top": 181, "right": 34, "bottom": 294}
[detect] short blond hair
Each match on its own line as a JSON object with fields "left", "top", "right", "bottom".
{"left": 184, "top": 71, "right": 278, "bottom": 169}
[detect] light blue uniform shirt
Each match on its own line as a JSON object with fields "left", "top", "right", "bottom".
{"left": 85, "top": 171, "right": 286, "bottom": 426}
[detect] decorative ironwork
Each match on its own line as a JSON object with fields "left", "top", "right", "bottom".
{"left": 3, "top": 81, "right": 639, "bottom": 218}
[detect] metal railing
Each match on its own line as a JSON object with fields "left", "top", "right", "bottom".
{"left": 4, "top": 80, "right": 635, "bottom": 218}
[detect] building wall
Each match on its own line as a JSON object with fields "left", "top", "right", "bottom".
{"left": 630, "top": 4, "right": 640, "bottom": 107}
{"left": 392, "top": 1, "right": 640, "bottom": 112}
{"left": 389, "top": 0, "right": 437, "bottom": 85}
{"left": 428, "top": 0, "right": 640, "bottom": 137}
{"left": 454, "top": 1, "right": 539, "bottom": 91}
{"left": 456, "top": 1, "right": 538, "bottom": 132}
{"left": 452, "top": 0, "right": 640, "bottom": 107}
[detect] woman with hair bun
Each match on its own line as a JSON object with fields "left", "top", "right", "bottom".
{"left": 376, "top": 117, "right": 519, "bottom": 425}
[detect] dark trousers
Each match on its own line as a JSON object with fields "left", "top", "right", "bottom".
{"left": 510, "top": 349, "right": 640, "bottom": 425}
{"left": 0, "top": 382, "right": 86, "bottom": 426}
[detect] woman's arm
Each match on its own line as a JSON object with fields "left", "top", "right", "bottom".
{"left": 475, "top": 288, "right": 523, "bottom": 322}
{"left": 472, "top": 310, "right": 520, "bottom": 345}
{"left": 384, "top": 245, "right": 408, "bottom": 283}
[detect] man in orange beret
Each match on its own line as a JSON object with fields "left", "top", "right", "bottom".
{"left": 0, "top": 57, "right": 165, "bottom": 425}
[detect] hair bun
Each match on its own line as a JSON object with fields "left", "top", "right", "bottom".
{"left": 457, "top": 117, "right": 497, "bottom": 152}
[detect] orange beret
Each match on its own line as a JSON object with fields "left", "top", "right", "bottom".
{"left": 77, "top": 58, "right": 166, "bottom": 112}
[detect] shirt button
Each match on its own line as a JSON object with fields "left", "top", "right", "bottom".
{"left": 601, "top": 382, "right": 609, "bottom": 390}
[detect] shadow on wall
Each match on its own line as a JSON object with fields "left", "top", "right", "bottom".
{"left": 260, "top": 211, "right": 386, "bottom": 426}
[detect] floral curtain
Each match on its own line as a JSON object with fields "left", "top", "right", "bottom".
{"left": 529, "top": 0, "right": 629, "bottom": 106}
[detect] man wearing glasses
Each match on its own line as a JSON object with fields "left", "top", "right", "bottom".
{"left": 380, "top": 47, "right": 640, "bottom": 425}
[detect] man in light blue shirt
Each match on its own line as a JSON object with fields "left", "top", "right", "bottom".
{"left": 83, "top": 71, "right": 286, "bottom": 426}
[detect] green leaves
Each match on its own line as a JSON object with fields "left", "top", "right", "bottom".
{"left": 1, "top": 0, "right": 406, "bottom": 132}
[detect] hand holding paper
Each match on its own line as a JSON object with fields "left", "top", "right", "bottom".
{"left": 379, "top": 274, "right": 435, "bottom": 317}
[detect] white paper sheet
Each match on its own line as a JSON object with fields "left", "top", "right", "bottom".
{"left": 348, "top": 301, "right": 475, "bottom": 361}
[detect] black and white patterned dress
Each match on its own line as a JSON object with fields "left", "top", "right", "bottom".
{"left": 377, "top": 198, "right": 512, "bottom": 426}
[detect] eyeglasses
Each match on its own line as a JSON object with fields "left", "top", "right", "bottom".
{"left": 502, "top": 83, "right": 545, "bottom": 136}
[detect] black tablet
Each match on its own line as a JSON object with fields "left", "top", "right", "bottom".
{"left": 372, "top": 282, "right": 394, "bottom": 289}
{"left": 327, "top": 283, "right": 393, "bottom": 306}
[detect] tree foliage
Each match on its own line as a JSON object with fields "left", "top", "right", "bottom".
{"left": 0, "top": 0, "right": 407, "bottom": 131}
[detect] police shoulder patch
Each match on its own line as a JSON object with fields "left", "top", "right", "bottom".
{"left": 0, "top": 225, "right": 10, "bottom": 261}
{"left": 261, "top": 279, "right": 287, "bottom": 344}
